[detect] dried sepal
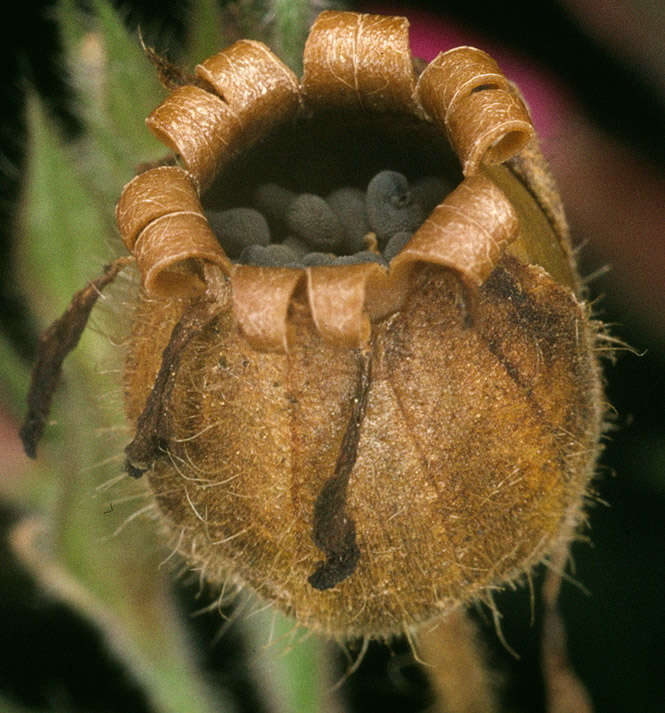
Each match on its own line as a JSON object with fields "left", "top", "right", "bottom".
{"left": 309, "top": 348, "right": 372, "bottom": 590}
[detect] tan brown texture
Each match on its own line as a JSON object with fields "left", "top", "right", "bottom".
{"left": 390, "top": 173, "right": 519, "bottom": 290}
{"left": 230, "top": 266, "right": 303, "bottom": 352}
{"left": 306, "top": 263, "right": 382, "bottom": 348}
{"left": 116, "top": 166, "right": 229, "bottom": 298}
{"left": 417, "top": 46, "right": 535, "bottom": 176}
{"left": 146, "top": 85, "right": 240, "bottom": 191}
{"left": 195, "top": 39, "right": 301, "bottom": 145}
{"left": 302, "top": 11, "right": 418, "bottom": 113}
{"left": 124, "top": 255, "right": 601, "bottom": 637}
{"left": 417, "top": 609, "right": 499, "bottom": 713}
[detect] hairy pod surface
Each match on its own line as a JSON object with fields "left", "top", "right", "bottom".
{"left": 116, "top": 11, "right": 604, "bottom": 638}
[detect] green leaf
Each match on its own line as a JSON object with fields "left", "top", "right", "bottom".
{"left": 56, "top": 0, "right": 166, "bottom": 193}
{"left": 185, "top": 0, "right": 229, "bottom": 65}
{"left": 16, "top": 94, "right": 114, "bottom": 328}
{"left": 243, "top": 605, "right": 337, "bottom": 713}
{"left": 0, "top": 334, "right": 30, "bottom": 420}
{"left": 271, "top": 0, "right": 310, "bottom": 73}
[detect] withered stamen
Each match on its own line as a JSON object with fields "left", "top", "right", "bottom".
{"left": 308, "top": 349, "right": 372, "bottom": 590}
{"left": 20, "top": 256, "right": 133, "bottom": 458}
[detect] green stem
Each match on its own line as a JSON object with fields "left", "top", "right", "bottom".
{"left": 271, "top": 0, "right": 311, "bottom": 73}
{"left": 242, "top": 603, "right": 340, "bottom": 713}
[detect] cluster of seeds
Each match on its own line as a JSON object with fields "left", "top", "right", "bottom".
{"left": 205, "top": 170, "right": 453, "bottom": 268}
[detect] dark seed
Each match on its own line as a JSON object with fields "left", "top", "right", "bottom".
{"left": 366, "top": 170, "right": 424, "bottom": 242}
{"left": 239, "top": 243, "right": 299, "bottom": 267}
{"left": 302, "top": 252, "right": 336, "bottom": 266}
{"left": 281, "top": 235, "right": 310, "bottom": 258}
{"left": 326, "top": 187, "right": 371, "bottom": 254}
{"left": 333, "top": 251, "right": 388, "bottom": 267}
{"left": 410, "top": 176, "right": 452, "bottom": 215}
{"left": 206, "top": 207, "right": 271, "bottom": 258}
{"left": 383, "top": 231, "right": 412, "bottom": 261}
{"left": 253, "top": 183, "right": 297, "bottom": 228}
{"left": 286, "top": 194, "right": 345, "bottom": 252}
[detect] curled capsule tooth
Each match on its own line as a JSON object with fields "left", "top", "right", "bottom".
{"left": 207, "top": 207, "right": 271, "bottom": 258}
{"left": 366, "top": 170, "right": 424, "bottom": 242}
{"left": 253, "top": 183, "right": 297, "bottom": 228}
{"left": 286, "top": 193, "right": 346, "bottom": 252}
{"left": 326, "top": 187, "right": 371, "bottom": 254}
{"left": 411, "top": 176, "right": 454, "bottom": 215}
{"left": 238, "top": 243, "right": 299, "bottom": 266}
{"left": 383, "top": 231, "right": 412, "bottom": 261}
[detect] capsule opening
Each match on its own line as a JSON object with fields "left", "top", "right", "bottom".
{"left": 200, "top": 111, "right": 463, "bottom": 268}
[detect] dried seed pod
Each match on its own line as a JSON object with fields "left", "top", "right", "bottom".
{"left": 24, "top": 10, "right": 604, "bottom": 642}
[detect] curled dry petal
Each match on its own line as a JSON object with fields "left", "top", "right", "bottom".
{"left": 146, "top": 86, "right": 241, "bottom": 191}
{"left": 302, "top": 11, "right": 417, "bottom": 113}
{"left": 417, "top": 47, "right": 535, "bottom": 175}
{"left": 230, "top": 266, "right": 303, "bottom": 352}
{"left": 306, "top": 262, "right": 383, "bottom": 348}
{"left": 391, "top": 174, "right": 519, "bottom": 289}
{"left": 116, "top": 166, "right": 229, "bottom": 297}
{"left": 196, "top": 39, "right": 302, "bottom": 144}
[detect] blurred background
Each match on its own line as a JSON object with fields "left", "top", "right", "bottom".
{"left": 1, "top": 1, "right": 663, "bottom": 712}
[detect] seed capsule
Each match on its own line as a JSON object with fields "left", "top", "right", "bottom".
{"left": 23, "top": 10, "right": 604, "bottom": 641}
{"left": 119, "top": 12, "right": 602, "bottom": 638}
{"left": 383, "top": 231, "right": 412, "bottom": 261}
